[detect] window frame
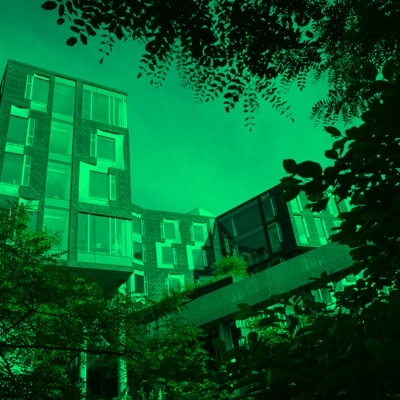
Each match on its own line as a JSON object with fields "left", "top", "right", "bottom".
{"left": 160, "top": 219, "right": 181, "bottom": 243}
{"left": 293, "top": 215, "right": 310, "bottom": 245}
{"left": 190, "top": 222, "right": 208, "bottom": 243}
{"left": 128, "top": 270, "right": 148, "bottom": 296}
{"left": 24, "top": 74, "right": 50, "bottom": 112}
{"left": 156, "top": 242, "right": 177, "bottom": 268}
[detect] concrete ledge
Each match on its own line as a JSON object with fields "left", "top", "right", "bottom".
{"left": 179, "top": 244, "right": 352, "bottom": 327}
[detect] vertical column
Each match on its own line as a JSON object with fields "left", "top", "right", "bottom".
{"left": 78, "top": 346, "right": 87, "bottom": 400}
{"left": 118, "top": 283, "right": 129, "bottom": 398}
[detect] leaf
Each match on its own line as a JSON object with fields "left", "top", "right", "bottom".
{"left": 324, "top": 126, "right": 341, "bottom": 137}
{"left": 283, "top": 159, "right": 297, "bottom": 174}
{"left": 296, "top": 161, "right": 322, "bottom": 178}
{"left": 325, "top": 149, "right": 338, "bottom": 160}
{"left": 57, "top": 18, "right": 64, "bottom": 25}
{"left": 66, "top": 37, "right": 78, "bottom": 46}
{"left": 80, "top": 34, "right": 88, "bottom": 45}
{"left": 41, "top": 1, "right": 57, "bottom": 10}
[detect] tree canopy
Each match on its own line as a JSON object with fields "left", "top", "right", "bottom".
{"left": 0, "top": 204, "right": 218, "bottom": 399}
{"left": 42, "top": 0, "right": 400, "bottom": 128}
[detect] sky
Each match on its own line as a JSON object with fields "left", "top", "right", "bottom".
{"left": 0, "top": 1, "right": 338, "bottom": 216}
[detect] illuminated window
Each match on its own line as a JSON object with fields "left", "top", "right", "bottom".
{"left": 293, "top": 215, "right": 310, "bottom": 244}
{"left": 314, "top": 217, "right": 328, "bottom": 245}
{"left": 289, "top": 196, "right": 303, "bottom": 213}
{"left": 24, "top": 74, "right": 50, "bottom": 111}
{"left": 82, "top": 84, "right": 127, "bottom": 128}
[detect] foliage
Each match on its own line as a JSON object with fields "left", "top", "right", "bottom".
{"left": 211, "top": 255, "right": 248, "bottom": 278}
{"left": 41, "top": 0, "right": 400, "bottom": 129}
{"left": 0, "top": 204, "right": 221, "bottom": 399}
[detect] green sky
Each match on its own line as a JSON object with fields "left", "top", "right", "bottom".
{"left": 0, "top": 1, "right": 338, "bottom": 215}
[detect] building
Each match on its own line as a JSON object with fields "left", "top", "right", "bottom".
{"left": 213, "top": 184, "right": 350, "bottom": 274}
{"left": 0, "top": 59, "right": 354, "bottom": 398}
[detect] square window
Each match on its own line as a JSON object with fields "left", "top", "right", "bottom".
{"left": 132, "top": 216, "right": 142, "bottom": 234}
{"left": 167, "top": 275, "right": 184, "bottom": 294}
{"left": 192, "top": 224, "right": 206, "bottom": 242}
{"left": 7, "top": 116, "right": 28, "bottom": 145}
{"left": 133, "top": 241, "right": 143, "bottom": 261}
{"left": 192, "top": 248, "right": 206, "bottom": 268}
{"left": 161, "top": 219, "right": 180, "bottom": 242}
{"left": 129, "top": 272, "right": 147, "bottom": 295}
{"left": 293, "top": 216, "right": 310, "bottom": 244}
{"left": 162, "top": 246, "right": 174, "bottom": 264}
{"left": 97, "top": 136, "right": 116, "bottom": 161}
{"left": 1, "top": 153, "right": 23, "bottom": 185}
{"left": 89, "top": 171, "right": 109, "bottom": 200}
{"left": 164, "top": 222, "right": 176, "bottom": 239}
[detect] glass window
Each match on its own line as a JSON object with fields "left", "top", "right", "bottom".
{"left": 327, "top": 197, "right": 339, "bottom": 216}
{"left": 46, "top": 162, "right": 71, "bottom": 199}
{"left": 293, "top": 216, "right": 310, "bottom": 244}
{"left": 97, "top": 136, "right": 116, "bottom": 161}
{"left": 268, "top": 222, "right": 283, "bottom": 253}
{"left": 43, "top": 208, "right": 69, "bottom": 252}
{"left": 25, "top": 74, "right": 50, "bottom": 111}
{"left": 230, "top": 201, "right": 261, "bottom": 237}
{"left": 191, "top": 223, "right": 207, "bottom": 242}
{"left": 89, "top": 171, "right": 109, "bottom": 200}
{"left": 7, "top": 116, "right": 28, "bottom": 145}
{"left": 168, "top": 275, "right": 184, "bottom": 294}
{"left": 53, "top": 77, "right": 76, "bottom": 116}
{"left": 1, "top": 153, "right": 23, "bottom": 185}
{"left": 192, "top": 248, "right": 206, "bottom": 268}
{"left": 262, "top": 194, "right": 277, "bottom": 222}
{"left": 162, "top": 246, "right": 174, "bottom": 264}
{"left": 161, "top": 219, "right": 180, "bottom": 242}
{"left": 164, "top": 222, "right": 176, "bottom": 239}
{"left": 132, "top": 216, "right": 142, "bottom": 234}
{"left": 289, "top": 196, "right": 303, "bottom": 213}
{"left": 128, "top": 271, "right": 147, "bottom": 295}
{"left": 82, "top": 84, "right": 127, "bottom": 128}
{"left": 314, "top": 217, "right": 328, "bottom": 245}
{"left": 133, "top": 241, "right": 143, "bottom": 261}
{"left": 49, "top": 120, "right": 73, "bottom": 156}
{"left": 78, "top": 214, "right": 131, "bottom": 257}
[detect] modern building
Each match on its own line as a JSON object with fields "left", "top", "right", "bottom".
{"left": 0, "top": 59, "right": 354, "bottom": 398}
{"left": 213, "top": 184, "right": 350, "bottom": 274}
{"left": 0, "top": 59, "right": 215, "bottom": 299}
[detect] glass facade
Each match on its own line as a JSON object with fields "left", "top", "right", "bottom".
{"left": 293, "top": 215, "right": 310, "bottom": 244}
{"left": 78, "top": 214, "right": 131, "bottom": 257}
{"left": 82, "top": 84, "right": 127, "bottom": 128}
{"left": 43, "top": 208, "right": 69, "bottom": 251}
{"left": 52, "top": 76, "right": 75, "bottom": 116}
{"left": 46, "top": 162, "right": 71, "bottom": 200}
{"left": 49, "top": 120, "right": 73, "bottom": 156}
